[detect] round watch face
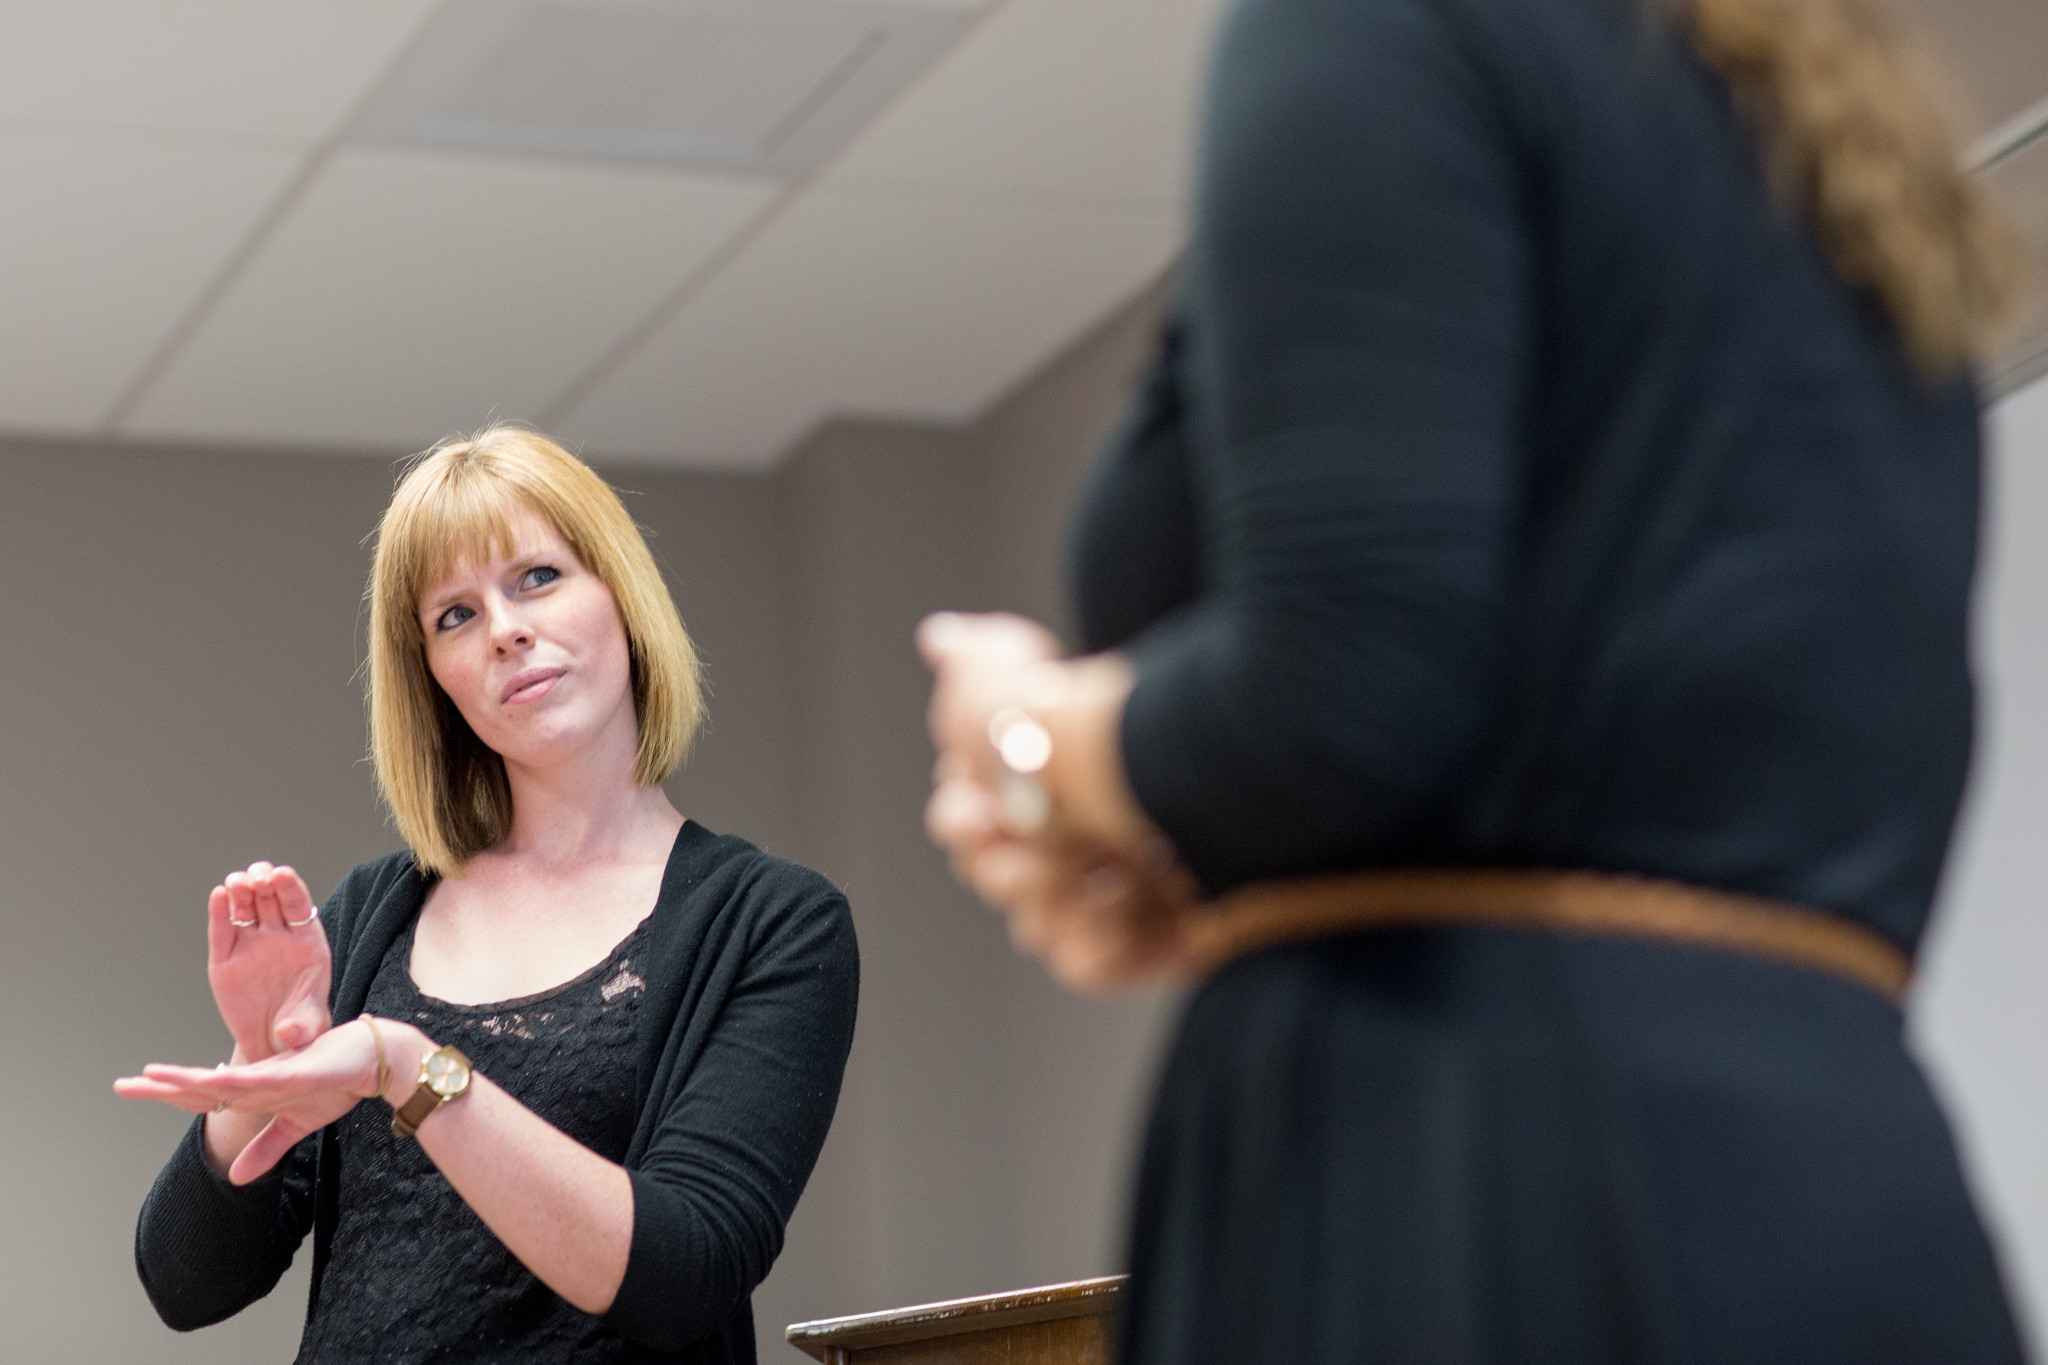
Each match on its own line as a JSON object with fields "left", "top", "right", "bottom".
{"left": 424, "top": 1049, "right": 469, "bottom": 1098}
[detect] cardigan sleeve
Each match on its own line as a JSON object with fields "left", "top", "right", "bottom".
{"left": 604, "top": 885, "right": 859, "bottom": 1352}
{"left": 1114, "top": 0, "right": 1534, "bottom": 890}
{"left": 134, "top": 1117, "right": 318, "bottom": 1330}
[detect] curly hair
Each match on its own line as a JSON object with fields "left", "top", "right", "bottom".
{"left": 1671, "top": 0, "right": 2030, "bottom": 377}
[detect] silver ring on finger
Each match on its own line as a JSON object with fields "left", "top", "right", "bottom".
{"left": 228, "top": 916, "right": 258, "bottom": 927}
{"left": 284, "top": 909, "right": 318, "bottom": 927}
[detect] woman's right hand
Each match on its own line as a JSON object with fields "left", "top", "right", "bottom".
{"left": 208, "top": 862, "right": 332, "bottom": 1062}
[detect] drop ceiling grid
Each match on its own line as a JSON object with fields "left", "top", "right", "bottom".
{"left": 0, "top": 131, "right": 304, "bottom": 433}
{"left": 119, "top": 148, "right": 782, "bottom": 451}
{"left": 554, "top": 0, "right": 1219, "bottom": 466}
{"left": 556, "top": 185, "right": 1181, "bottom": 466}
{"left": 822, "top": 0, "right": 1228, "bottom": 210}
{"left": 0, "top": 0, "right": 2026, "bottom": 464}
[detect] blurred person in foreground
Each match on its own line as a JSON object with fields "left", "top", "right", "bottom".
{"left": 116, "top": 426, "right": 857, "bottom": 1364}
{"left": 922, "top": 0, "right": 2031, "bottom": 1357}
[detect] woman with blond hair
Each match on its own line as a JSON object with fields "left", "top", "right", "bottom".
{"left": 119, "top": 426, "right": 857, "bottom": 1364}
{"left": 922, "top": 0, "right": 2031, "bottom": 1359}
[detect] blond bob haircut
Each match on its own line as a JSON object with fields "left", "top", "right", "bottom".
{"left": 368, "top": 424, "right": 703, "bottom": 876}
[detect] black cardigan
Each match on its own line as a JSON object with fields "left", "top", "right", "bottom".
{"left": 135, "top": 821, "right": 859, "bottom": 1364}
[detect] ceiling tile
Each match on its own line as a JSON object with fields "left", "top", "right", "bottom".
{"left": 0, "top": 131, "right": 301, "bottom": 434}
{"left": 122, "top": 148, "right": 779, "bottom": 451}
{"left": 559, "top": 186, "right": 1179, "bottom": 467}
{"left": 824, "top": 0, "right": 1228, "bottom": 209}
{"left": 0, "top": 1, "right": 437, "bottom": 143}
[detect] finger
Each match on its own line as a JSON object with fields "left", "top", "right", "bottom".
{"left": 231, "top": 1118, "right": 309, "bottom": 1186}
{"left": 224, "top": 872, "right": 258, "bottom": 929}
{"left": 138, "top": 1061, "right": 290, "bottom": 1097}
{"left": 916, "top": 612, "right": 968, "bottom": 668}
{"left": 1005, "top": 899, "right": 1060, "bottom": 958}
{"left": 206, "top": 885, "right": 234, "bottom": 962}
{"left": 113, "top": 1075, "right": 220, "bottom": 1111}
{"left": 273, "top": 867, "right": 316, "bottom": 929}
{"left": 249, "top": 861, "right": 284, "bottom": 930}
{"left": 926, "top": 778, "right": 1001, "bottom": 850}
{"left": 932, "top": 747, "right": 974, "bottom": 787}
{"left": 970, "top": 840, "right": 1088, "bottom": 910}
{"left": 273, "top": 997, "right": 327, "bottom": 1052}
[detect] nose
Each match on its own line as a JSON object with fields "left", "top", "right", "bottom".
{"left": 484, "top": 594, "right": 534, "bottom": 654}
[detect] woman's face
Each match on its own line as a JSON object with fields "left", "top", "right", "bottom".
{"left": 418, "top": 504, "right": 637, "bottom": 776}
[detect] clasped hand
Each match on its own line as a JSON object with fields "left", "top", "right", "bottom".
{"left": 919, "top": 612, "right": 1197, "bottom": 992}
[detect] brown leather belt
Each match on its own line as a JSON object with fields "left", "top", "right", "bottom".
{"left": 1181, "top": 868, "right": 1912, "bottom": 1003}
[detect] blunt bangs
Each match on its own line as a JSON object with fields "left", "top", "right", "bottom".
{"left": 367, "top": 423, "right": 703, "bottom": 875}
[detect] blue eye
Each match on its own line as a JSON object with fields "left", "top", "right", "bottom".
{"left": 522, "top": 565, "right": 561, "bottom": 590}
{"left": 434, "top": 604, "right": 474, "bottom": 632}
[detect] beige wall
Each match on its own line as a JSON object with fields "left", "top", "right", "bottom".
{"left": 0, "top": 285, "right": 1171, "bottom": 1362}
{"left": 3, "top": 284, "right": 2046, "bottom": 1364}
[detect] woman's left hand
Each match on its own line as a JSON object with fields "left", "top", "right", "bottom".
{"left": 114, "top": 1018, "right": 400, "bottom": 1185}
{"left": 927, "top": 769, "right": 1197, "bottom": 989}
{"left": 919, "top": 611, "right": 1066, "bottom": 767}
{"left": 920, "top": 612, "right": 1199, "bottom": 991}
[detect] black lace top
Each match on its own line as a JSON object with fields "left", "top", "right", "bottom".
{"left": 296, "top": 914, "right": 650, "bottom": 1363}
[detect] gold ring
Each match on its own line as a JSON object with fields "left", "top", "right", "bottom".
{"left": 228, "top": 916, "right": 258, "bottom": 927}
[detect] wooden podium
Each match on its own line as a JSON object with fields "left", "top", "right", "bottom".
{"left": 785, "top": 1276, "right": 1126, "bottom": 1365}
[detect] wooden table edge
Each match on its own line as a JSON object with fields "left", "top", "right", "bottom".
{"left": 784, "top": 1275, "right": 1127, "bottom": 1360}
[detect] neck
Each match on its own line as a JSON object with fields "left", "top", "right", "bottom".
{"left": 496, "top": 704, "right": 683, "bottom": 872}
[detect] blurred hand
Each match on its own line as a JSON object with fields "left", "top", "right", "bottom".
{"left": 208, "top": 862, "right": 332, "bottom": 1061}
{"left": 926, "top": 767, "right": 1196, "bottom": 990}
{"left": 920, "top": 611, "right": 1199, "bottom": 991}
{"left": 115, "top": 1018, "right": 393, "bottom": 1185}
{"left": 918, "top": 612, "right": 1065, "bottom": 783}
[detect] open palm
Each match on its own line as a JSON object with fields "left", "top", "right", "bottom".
{"left": 208, "top": 863, "right": 333, "bottom": 1060}
{"left": 117, "top": 1019, "right": 379, "bottom": 1184}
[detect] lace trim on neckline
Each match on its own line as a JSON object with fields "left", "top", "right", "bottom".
{"left": 400, "top": 914, "right": 651, "bottom": 1015}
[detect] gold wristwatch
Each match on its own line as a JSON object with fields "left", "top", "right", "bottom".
{"left": 391, "top": 1044, "right": 473, "bottom": 1139}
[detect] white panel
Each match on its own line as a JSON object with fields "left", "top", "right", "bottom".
{"left": 0, "top": 131, "right": 301, "bottom": 433}
{"left": 124, "top": 149, "right": 779, "bottom": 451}
{"left": 560, "top": 186, "right": 1179, "bottom": 466}
{"left": 0, "top": 1, "right": 436, "bottom": 141}
{"left": 1914, "top": 375, "right": 2048, "bottom": 1355}
{"left": 825, "top": 0, "right": 1228, "bottom": 209}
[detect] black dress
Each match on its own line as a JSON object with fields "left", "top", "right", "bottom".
{"left": 1067, "top": 0, "right": 2028, "bottom": 1358}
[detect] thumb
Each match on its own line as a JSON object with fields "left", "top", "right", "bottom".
{"left": 271, "top": 1000, "right": 328, "bottom": 1053}
{"left": 230, "top": 1117, "right": 306, "bottom": 1185}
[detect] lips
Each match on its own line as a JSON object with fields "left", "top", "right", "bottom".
{"left": 501, "top": 667, "right": 566, "bottom": 705}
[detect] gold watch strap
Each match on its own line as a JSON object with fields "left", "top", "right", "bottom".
{"left": 390, "top": 1045, "right": 472, "bottom": 1140}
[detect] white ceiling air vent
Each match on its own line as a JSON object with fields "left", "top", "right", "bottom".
{"left": 348, "top": 0, "right": 971, "bottom": 177}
